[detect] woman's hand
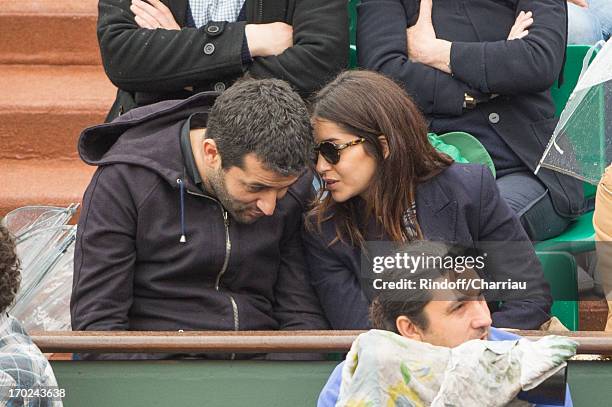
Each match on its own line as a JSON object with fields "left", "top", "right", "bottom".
{"left": 130, "top": 0, "right": 181, "bottom": 30}
{"left": 406, "top": 0, "right": 452, "bottom": 73}
{"left": 507, "top": 11, "right": 534, "bottom": 40}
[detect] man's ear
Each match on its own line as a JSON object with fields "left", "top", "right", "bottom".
{"left": 202, "top": 139, "right": 221, "bottom": 167}
{"left": 396, "top": 315, "right": 424, "bottom": 341}
{"left": 378, "top": 135, "right": 390, "bottom": 159}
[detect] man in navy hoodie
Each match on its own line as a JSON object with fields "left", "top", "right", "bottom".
{"left": 71, "top": 78, "right": 328, "bottom": 359}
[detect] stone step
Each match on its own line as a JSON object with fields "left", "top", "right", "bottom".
{"left": 0, "top": 65, "right": 116, "bottom": 161}
{"left": 0, "top": 0, "right": 100, "bottom": 65}
{"left": 0, "top": 160, "right": 96, "bottom": 217}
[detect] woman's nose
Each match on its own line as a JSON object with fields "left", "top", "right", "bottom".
{"left": 316, "top": 153, "right": 332, "bottom": 174}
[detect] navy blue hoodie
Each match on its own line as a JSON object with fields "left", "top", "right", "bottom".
{"left": 71, "top": 93, "right": 328, "bottom": 359}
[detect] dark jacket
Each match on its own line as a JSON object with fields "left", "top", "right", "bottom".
{"left": 303, "top": 163, "right": 552, "bottom": 330}
{"left": 98, "top": 0, "right": 348, "bottom": 121}
{"left": 357, "top": 0, "right": 584, "bottom": 219}
{"left": 71, "top": 93, "right": 329, "bottom": 359}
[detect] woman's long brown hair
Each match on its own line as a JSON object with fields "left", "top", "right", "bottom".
{"left": 307, "top": 70, "right": 453, "bottom": 247}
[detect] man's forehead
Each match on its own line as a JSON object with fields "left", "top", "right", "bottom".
{"left": 430, "top": 288, "right": 479, "bottom": 301}
{"left": 234, "top": 154, "right": 299, "bottom": 186}
{"left": 427, "top": 289, "right": 480, "bottom": 313}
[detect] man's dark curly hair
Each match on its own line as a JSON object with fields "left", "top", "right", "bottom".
{"left": 0, "top": 224, "right": 21, "bottom": 313}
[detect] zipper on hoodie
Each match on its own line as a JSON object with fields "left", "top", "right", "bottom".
{"left": 215, "top": 209, "right": 231, "bottom": 290}
{"left": 216, "top": 208, "right": 239, "bottom": 360}
{"left": 185, "top": 188, "right": 240, "bottom": 358}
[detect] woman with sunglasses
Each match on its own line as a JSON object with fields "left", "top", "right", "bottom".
{"left": 303, "top": 70, "right": 552, "bottom": 331}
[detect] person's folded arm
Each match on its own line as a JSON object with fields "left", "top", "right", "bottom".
{"left": 475, "top": 166, "right": 552, "bottom": 329}
{"left": 248, "top": 0, "right": 348, "bottom": 96}
{"left": 451, "top": 0, "right": 567, "bottom": 95}
{"left": 97, "top": 0, "right": 246, "bottom": 92}
{"left": 358, "top": 0, "right": 471, "bottom": 116}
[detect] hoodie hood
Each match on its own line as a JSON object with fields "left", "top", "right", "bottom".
{"left": 78, "top": 91, "right": 219, "bottom": 186}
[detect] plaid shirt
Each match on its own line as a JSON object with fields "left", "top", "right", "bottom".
{"left": 0, "top": 314, "right": 62, "bottom": 407}
{"left": 188, "top": 0, "right": 246, "bottom": 28}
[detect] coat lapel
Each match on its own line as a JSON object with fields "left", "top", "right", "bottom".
{"left": 416, "top": 175, "right": 458, "bottom": 242}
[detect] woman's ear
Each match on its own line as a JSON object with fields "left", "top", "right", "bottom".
{"left": 378, "top": 135, "right": 390, "bottom": 159}
{"left": 396, "top": 315, "right": 424, "bottom": 341}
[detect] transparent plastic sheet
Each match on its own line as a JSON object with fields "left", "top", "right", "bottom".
{"left": 2, "top": 204, "right": 78, "bottom": 240}
{"left": 13, "top": 226, "right": 76, "bottom": 308}
{"left": 2, "top": 205, "right": 78, "bottom": 331}
{"left": 10, "top": 242, "right": 75, "bottom": 331}
{"left": 537, "top": 39, "right": 612, "bottom": 185}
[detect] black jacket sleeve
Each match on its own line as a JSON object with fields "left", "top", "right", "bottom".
{"left": 451, "top": 0, "right": 566, "bottom": 95}
{"left": 97, "top": 0, "right": 348, "bottom": 96}
{"left": 302, "top": 224, "right": 371, "bottom": 330}
{"left": 475, "top": 166, "right": 552, "bottom": 329}
{"left": 272, "top": 216, "right": 330, "bottom": 331}
{"left": 358, "top": 0, "right": 566, "bottom": 114}
{"left": 357, "top": 0, "right": 469, "bottom": 116}
{"left": 71, "top": 165, "right": 168, "bottom": 360}
{"left": 71, "top": 165, "right": 139, "bottom": 332}
{"left": 271, "top": 174, "right": 330, "bottom": 331}
{"left": 249, "top": 0, "right": 348, "bottom": 95}
{"left": 97, "top": 0, "right": 246, "bottom": 92}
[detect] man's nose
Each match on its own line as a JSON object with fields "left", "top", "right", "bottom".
{"left": 256, "top": 191, "right": 277, "bottom": 216}
{"left": 471, "top": 300, "right": 493, "bottom": 329}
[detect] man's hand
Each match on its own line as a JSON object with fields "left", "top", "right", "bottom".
{"left": 406, "top": 0, "right": 452, "bottom": 73}
{"left": 245, "top": 22, "right": 293, "bottom": 57}
{"left": 406, "top": 0, "right": 436, "bottom": 62}
{"left": 507, "top": 11, "right": 534, "bottom": 40}
{"left": 130, "top": 0, "right": 180, "bottom": 30}
{"left": 568, "top": 0, "right": 588, "bottom": 8}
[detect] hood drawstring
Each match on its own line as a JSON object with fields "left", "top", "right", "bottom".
{"left": 177, "top": 178, "right": 187, "bottom": 243}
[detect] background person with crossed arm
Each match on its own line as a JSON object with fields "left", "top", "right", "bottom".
{"left": 358, "top": 0, "right": 585, "bottom": 241}
{"left": 98, "top": 0, "right": 348, "bottom": 121}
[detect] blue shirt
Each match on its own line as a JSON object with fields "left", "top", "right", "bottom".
{"left": 318, "top": 327, "right": 572, "bottom": 407}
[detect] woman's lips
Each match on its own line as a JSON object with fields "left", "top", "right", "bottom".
{"left": 324, "top": 179, "right": 339, "bottom": 190}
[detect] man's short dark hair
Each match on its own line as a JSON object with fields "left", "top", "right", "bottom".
{"left": 369, "top": 242, "right": 471, "bottom": 333}
{"left": 206, "top": 78, "right": 313, "bottom": 176}
{"left": 0, "top": 225, "right": 21, "bottom": 313}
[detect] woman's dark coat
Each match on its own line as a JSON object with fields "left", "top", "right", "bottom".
{"left": 303, "top": 164, "right": 552, "bottom": 330}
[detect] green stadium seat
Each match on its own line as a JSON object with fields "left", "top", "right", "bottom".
{"left": 348, "top": 0, "right": 359, "bottom": 68}
{"left": 536, "top": 45, "right": 599, "bottom": 330}
{"left": 536, "top": 45, "right": 597, "bottom": 256}
{"left": 537, "top": 251, "right": 580, "bottom": 331}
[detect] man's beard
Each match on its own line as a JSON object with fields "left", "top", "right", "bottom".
{"left": 206, "top": 168, "right": 261, "bottom": 224}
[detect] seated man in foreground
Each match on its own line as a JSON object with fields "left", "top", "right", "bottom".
{"left": 0, "top": 225, "right": 63, "bottom": 406}
{"left": 71, "top": 79, "right": 328, "bottom": 359}
{"left": 319, "top": 243, "right": 574, "bottom": 407}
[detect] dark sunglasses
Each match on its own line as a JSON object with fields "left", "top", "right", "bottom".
{"left": 314, "top": 138, "right": 366, "bottom": 165}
